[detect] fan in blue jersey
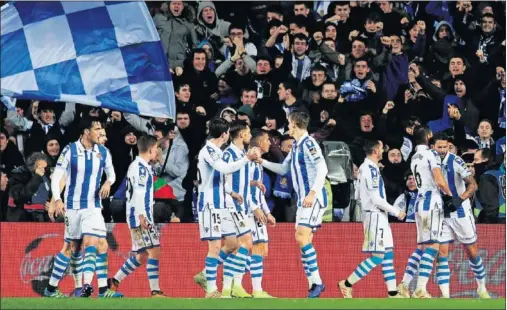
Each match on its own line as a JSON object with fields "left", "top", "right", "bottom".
{"left": 194, "top": 118, "right": 260, "bottom": 298}
{"left": 338, "top": 140, "right": 406, "bottom": 299}
{"left": 108, "top": 135, "right": 167, "bottom": 298}
{"left": 46, "top": 117, "right": 122, "bottom": 298}
{"left": 255, "top": 111, "right": 328, "bottom": 298}
{"left": 432, "top": 133, "right": 490, "bottom": 298}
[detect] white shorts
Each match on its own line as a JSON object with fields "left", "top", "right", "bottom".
{"left": 198, "top": 204, "right": 235, "bottom": 241}
{"left": 361, "top": 211, "right": 393, "bottom": 253}
{"left": 247, "top": 212, "right": 268, "bottom": 244}
{"left": 64, "top": 208, "right": 106, "bottom": 241}
{"left": 130, "top": 223, "right": 160, "bottom": 252}
{"left": 225, "top": 209, "right": 251, "bottom": 237}
{"left": 295, "top": 201, "right": 324, "bottom": 230}
{"left": 416, "top": 208, "right": 444, "bottom": 244}
{"left": 440, "top": 214, "right": 478, "bottom": 245}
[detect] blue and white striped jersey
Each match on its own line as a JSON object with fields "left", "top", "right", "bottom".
{"left": 126, "top": 156, "right": 154, "bottom": 228}
{"left": 223, "top": 143, "right": 250, "bottom": 213}
{"left": 52, "top": 140, "right": 115, "bottom": 210}
{"left": 285, "top": 134, "right": 328, "bottom": 208}
{"left": 441, "top": 152, "right": 472, "bottom": 218}
{"left": 249, "top": 162, "right": 270, "bottom": 214}
{"left": 197, "top": 140, "right": 249, "bottom": 211}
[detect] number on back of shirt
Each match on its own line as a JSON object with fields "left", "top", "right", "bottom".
{"left": 414, "top": 165, "right": 422, "bottom": 188}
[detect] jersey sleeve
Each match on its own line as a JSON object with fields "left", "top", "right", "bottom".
{"left": 55, "top": 145, "right": 71, "bottom": 171}
{"left": 428, "top": 150, "right": 442, "bottom": 170}
{"left": 104, "top": 148, "right": 115, "bottom": 184}
{"left": 303, "top": 138, "right": 324, "bottom": 164}
{"left": 454, "top": 155, "right": 472, "bottom": 179}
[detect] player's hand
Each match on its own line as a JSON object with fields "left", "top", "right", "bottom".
{"left": 247, "top": 147, "right": 260, "bottom": 161}
{"left": 47, "top": 200, "right": 56, "bottom": 222}
{"left": 230, "top": 192, "right": 244, "bottom": 205}
{"left": 267, "top": 213, "right": 276, "bottom": 227}
{"left": 257, "top": 182, "right": 266, "bottom": 194}
{"left": 139, "top": 214, "right": 149, "bottom": 230}
{"left": 452, "top": 197, "right": 464, "bottom": 208}
{"left": 303, "top": 191, "right": 315, "bottom": 208}
{"left": 55, "top": 199, "right": 65, "bottom": 218}
{"left": 397, "top": 210, "right": 406, "bottom": 221}
{"left": 254, "top": 208, "right": 267, "bottom": 224}
{"left": 442, "top": 195, "right": 457, "bottom": 213}
{"left": 100, "top": 181, "right": 111, "bottom": 199}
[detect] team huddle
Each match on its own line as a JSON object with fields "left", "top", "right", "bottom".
{"left": 41, "top": 112, "right": 491, "bottom": 299}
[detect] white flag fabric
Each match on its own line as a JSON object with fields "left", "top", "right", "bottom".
{"left": 1, "top": 1, "right": 175, "bottom": 119}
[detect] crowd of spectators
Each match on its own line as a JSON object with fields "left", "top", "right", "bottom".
{"left": 0, "top": 1, "right": 505, "bottom": 224}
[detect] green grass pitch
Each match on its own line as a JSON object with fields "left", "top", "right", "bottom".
{"left": 1, "top": 298, "right": 505, "bottom": 309}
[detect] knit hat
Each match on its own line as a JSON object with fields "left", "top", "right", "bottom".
{"left": 220, "top": 107, "right": 237, "bottom": 118}
{"left": 237, "top": 105, "right": 254, "bottom": 120}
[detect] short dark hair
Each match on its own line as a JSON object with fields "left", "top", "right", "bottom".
{"left": 413, "top": 125, "right": 432, "bottom": 145}
{"left": 479, "top": 118, "right": 494, "bottom": 127}
{"left": 250, "top": 128, "right": 268, "bottom": 146}
{"left": 311, "top": 63, "right": 327, "bottom": 73}
{"left": 281, "top": 79, "right": 298, "bottom": 94}
{"left": 175, "top": 83, "right": 190, "bottom": 92}
{"left": 293, "top": 33, "right": 308, "bottom": 43}
{"left": 208, "top": 118, "right": 230, "bottom": 139}
{"left": 229, "top": 120, "right": 249, "bottom": 139}
{"left": 288, "top": 111, "right": 310, "bottom": 130}
{"left": 281, "top": 134, "right": 295, "bottom": 144}
{"left": 229, "top": 23, "right": 245, "bottom": 34}
{"left": 363, "top": 140, "right": 381, "bottom": 155}
{"left": 432, "top": 132, "right": 449, "bottom": 143}
{"left": 80, "top": 116, "right": 102, "bottom": 134}
{"left": 290, "top": 15, "right": 307, "bottom": 28}
{"left": 241, "top": 87, "right": 257, "bottom": 95}
{"left": 481, "top": 12, "right": 495, "bottom": 20}
{"left": 137, "top": 135, "right": 158, "bottom": 153}
{"left": 294, "top": 1, "right": 308, "bottom": 9}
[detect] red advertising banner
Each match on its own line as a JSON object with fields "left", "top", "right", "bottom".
{"left": 1, "top": 223, "right": 504, "bottom": 298}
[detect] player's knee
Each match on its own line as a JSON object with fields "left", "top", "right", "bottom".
{"left": 239, "top": 237, "right": 252, "bottom": 251}
{"left": 82, "top": 235, "right": 99, "bottom": 248}
{"left": 208, "top": 240, "right": 221, "bottom": 255}
{"left": 252, "top": 242, "right": 267, "bottom": 257}
{"left": 61, "top": 243, "right": 72, "bottom": 257}
{"left": 136, "top": 252, "right": 148, "bottom": 265}
{"left": 295, "top": 230, "right": 309, "bottom": 247}
{"left": 223, "top": 238, "right": 238, "bottom": 253}
{"left": 147, "top": 247, "right": 161, "bottom": 259}
{"left": 97, "top": 238, "right": 108, "bottom": 253}
{"left": 438, "top": 245, "right": 449, "bottom": 257}
{"left": 465, "top": 243, "right": 479, "bottom": 259}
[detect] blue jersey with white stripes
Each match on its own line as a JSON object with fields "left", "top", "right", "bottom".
{"left": 441, "top": 152, "right": 472, "bottom": 218}
{"left": 284, "top": 134, "right": 328, "bottom": 208}
{"left": 223, "top": 143, "right": 250, "bottom": 213}
{"left": 126, "top": 156, "right": 154, "bottom": 228}
{"left": 55, "top": 140, "right": 114, "bottom": 210}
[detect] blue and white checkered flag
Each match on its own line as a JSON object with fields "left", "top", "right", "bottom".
{"left": 1, "top": 1, "right": 175, "bottom": 119}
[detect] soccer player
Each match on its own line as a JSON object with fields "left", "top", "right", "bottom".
{"left": 407, "top": 126, "right": 458, "bottom": 298}
{"left": 196, "top": 118, "right": 259, "bottom": 298}
{"left": 219, "top": 120, "right": 256, "bottom": 298}
{"left": 239, "top": 129, "right": 276, "bottom": 298}
{"left": 256, "top": 111, "right": 327, "bottom": 298}
{"left": 108, "top": 135, "right": 166, "bottom": 297}
{"left": 338, "top": 140, "right": 406, "bottom": 298}
{"left": 432, "top": 133, "right": 490, "bottom": 298}
{"left": 48, "top": 116, "right": 122, "bottom": 298}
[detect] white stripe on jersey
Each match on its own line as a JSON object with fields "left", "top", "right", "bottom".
{"left": 223, "top": 143, "right": 250, "bottom": 213}
{"left": 288, "top": 134, "right": 327, "bottom": 208}
{"left": 249, "top": 162, "right": 270, "bottom": 214}
{"left": 55, "top": 140, "right": 113, "bottom": 210}
{"left": 197, "top": 141, "right": 226, "bottom": 211}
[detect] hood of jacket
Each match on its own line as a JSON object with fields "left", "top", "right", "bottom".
{"left": 433, "top": 20, "right": 455, "bottom": 42}
{"left": 197, "top": 1, "right": 229, "bottom": 38}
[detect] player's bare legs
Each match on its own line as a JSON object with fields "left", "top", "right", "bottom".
{"left": 398, "top": 245, "right": 423, "bottom": 297}
{"left": 339, "top": 253, "right": 384, "bottom": 298}
{"left": 296, "top": 226, "right": 324, "bottom": 298}
{"left": 44, "top": 240, "right": 81, "bottom": 298}
{"left": 412, "top": 243, "right": 439, "bottom": 298}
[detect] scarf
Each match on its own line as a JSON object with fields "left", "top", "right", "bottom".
{"left": 340, "top": 78, "right": 368, "bottom": 102}
{"left": 499, "top": 88, "right": 506, "bottom": 128}
{"left": 273, "top": 158, "right": 293, "bottom": 199}
{"left": 383, "top": 53, "right": 409, "bottom": 100}
{"left": 428, "top": 95, "right": 462, "bottom": 133}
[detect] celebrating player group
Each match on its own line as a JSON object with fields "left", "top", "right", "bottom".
{"left": 42, "top": 112, "right": 490, "bottom": 299}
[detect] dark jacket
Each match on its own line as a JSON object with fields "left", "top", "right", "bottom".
{"left": 25, "top": 122, "right": 65, "bottom": 158}
{"left": 9, "top": 166, "right": 50, "bottom": 209}
{"left": 0, "top": 141, "right": 25, "bottom": 177}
